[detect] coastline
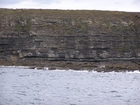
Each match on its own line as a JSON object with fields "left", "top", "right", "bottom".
{"left": 0, "top": 60, "right": 140, "bottom": 72}
{"left": 0, "top": 9, "right": 140, "bottom": 71}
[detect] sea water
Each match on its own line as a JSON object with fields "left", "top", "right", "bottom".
{"left": 0, "top": 66, "right": 140, "bottom": 105}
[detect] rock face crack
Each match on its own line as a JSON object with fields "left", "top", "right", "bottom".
{"left": 0, "top": 9, "right": 140, "bottom": 70}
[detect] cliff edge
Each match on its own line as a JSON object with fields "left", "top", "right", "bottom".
{"left": 0, "top": 9, "right": 140, "bottom": 71}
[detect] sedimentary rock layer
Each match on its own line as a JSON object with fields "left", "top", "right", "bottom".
{"left": 0, "top": 9, "right": 140, "bottom": 70}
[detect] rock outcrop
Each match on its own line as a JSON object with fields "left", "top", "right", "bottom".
{"left": 0, "top": 9, "right": 140, "bottom": 71}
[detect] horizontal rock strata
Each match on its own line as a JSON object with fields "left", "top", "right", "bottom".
{"left": 0, "top": 9, "right": 140, "bottom": 71}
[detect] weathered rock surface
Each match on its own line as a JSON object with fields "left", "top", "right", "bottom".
{"left": 0, "top": 9, "right": 140, "bottom": 71}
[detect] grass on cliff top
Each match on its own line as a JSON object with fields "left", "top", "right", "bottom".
{"left": 0, "top": 9, "right": 140, "bottom": 33}
{"left": 0, "top": 8, "right": 139, "bottom": 19}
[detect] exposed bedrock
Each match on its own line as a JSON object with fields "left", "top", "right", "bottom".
{"left": 0, "top": 9, "right": 140, "bottom": 71}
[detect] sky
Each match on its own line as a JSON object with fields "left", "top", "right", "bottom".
{"left": 0, "top": 0, "right": 140, "bottom": 12}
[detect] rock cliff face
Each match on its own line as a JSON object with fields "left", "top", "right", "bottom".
{"left": 0, "top": 9, "right": 140, "bottom": 71}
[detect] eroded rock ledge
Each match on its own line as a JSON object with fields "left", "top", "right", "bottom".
{"left": 0, "top": 9, "right": 140, "bottom": 71}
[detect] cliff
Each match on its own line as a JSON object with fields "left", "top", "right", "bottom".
{"left": 0, "top": 9, "right": 140, "bottom": 71}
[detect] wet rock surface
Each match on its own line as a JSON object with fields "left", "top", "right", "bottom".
{"left": 0, "top": 9, "right": 140, "bottom": 71}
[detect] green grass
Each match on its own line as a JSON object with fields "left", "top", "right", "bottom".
{"left": 0, "top": 9, "right": 140, "bottom": 33}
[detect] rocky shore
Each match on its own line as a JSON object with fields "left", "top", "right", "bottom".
{"left": 0, "top": 9, "right": 140, "bottom": 71}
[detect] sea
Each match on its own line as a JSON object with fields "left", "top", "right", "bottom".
{"left": 0, "top": 66, "right": 140, "bottom": 105}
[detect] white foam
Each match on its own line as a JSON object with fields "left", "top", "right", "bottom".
{"left": 126, "top": 70, "right": 140, "bottom": 74}
{"left": 0, "top": 65, "right": 29, "bottom": 69}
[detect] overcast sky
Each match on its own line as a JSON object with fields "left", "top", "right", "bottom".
{"left": 0, "top": 0, "right": 140, "bottom": 12}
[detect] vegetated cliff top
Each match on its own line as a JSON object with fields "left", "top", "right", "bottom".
{"left": 0, "top": 9, "right": 140, "bottom": 36}
{"left": 0, "top": 9, "right": 139, "bottom": 22}
{"left": 0, "top": 9, "right": 140, "bottom": 23}
{"left": 1, "top": 9, "right": 140, "bottom": 18}
{"left": 0, "top": 8, "right": 139, "bottom": 15}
